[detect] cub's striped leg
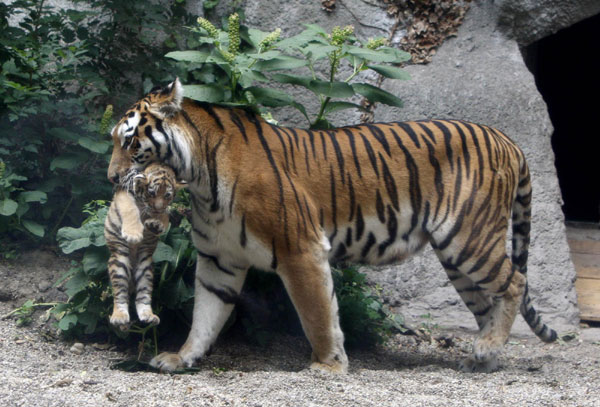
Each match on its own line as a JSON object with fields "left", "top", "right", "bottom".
{"left": 277, "top": 241, "right": 348, "bottom": 373}
{"left": 149, "top": 254, "right": 248, "bottom": 372}
{"left": 133, "top": 232, "right": 160, "bottom": 326}
{"left": 107, "top": 253, "right": 133, "bottom": 330}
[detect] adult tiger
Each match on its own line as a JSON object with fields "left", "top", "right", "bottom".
{"left": 107, "top": 78, "right": 556, "bottom": 373}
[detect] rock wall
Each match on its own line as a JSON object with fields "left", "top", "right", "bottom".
{"left": 226, "top": 0, "right": 599, "bottom": 334}
{"left": 496, "top": 0, "right": 600, "bottom": 45}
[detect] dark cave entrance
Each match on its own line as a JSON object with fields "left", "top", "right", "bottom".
{"left": 525, "top": 13, "right": 600, "bottom": 223}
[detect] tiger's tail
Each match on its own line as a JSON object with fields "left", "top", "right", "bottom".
{"left": 512, "top": 159, "right": 558, "bottom": 342}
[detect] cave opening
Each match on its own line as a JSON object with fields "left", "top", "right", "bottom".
{"left": 525, "top": 13, "right": 600, "bottom": 223}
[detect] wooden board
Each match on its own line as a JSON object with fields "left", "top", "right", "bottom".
{"left": 568, "top": 239, "right": 600, "bottom": 254}
{"left": 567, "top": 237, "right": 600, "bottom": 322}
{"left": 574, "top": 266, "right": 600, "bottom": 280}
{"left": 575, "top": 278, "right": 600, "bottom": 322}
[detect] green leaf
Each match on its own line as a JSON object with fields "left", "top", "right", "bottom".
{"left": 65, "top": 271, "right": 90, "bottom": 298}
{"left": 303, "top": 23, "right": 328, "bottom": 35}
{"left": 247, "top": 28, "right": 270, "bottom": 48}
{"left": 302, "top": 43, "right": 337, "bottom": 60}
{"left": 183, "top": 84, "right": 225, "bottom": 103}
{"left": 378, "top": 47, "right": 411, "bottom": 63}
{"left": 238, "top": 69, "right": 268, "bottom": 88}
{"left": 19, "top": 190, "right": 47, "bottom": 204}
{"left": 271, "top": 73, "right": 313, "bottom": 88}
{"left": 311, "top": 118, "right": 333, "bottom": 130}
{"left": 82, "top": 246, "right": 109, "bottom": 276}
{"left": 22, "top": 220, "right": 45, "bottom": 237}
{"left": 253, "top": 56, "right": 308, "bottom": 71}
{"left": 290, "top": 101, "right": 310, "bottom": 123}
{"left": 246, "top": 86, "right": 293, "bottom": 107}
{"left": 345, "top": 46, "right": 409, "bottom": 63}
{"left": 78, "top": 136, "right": 110, "bottom": 154}
{"left": 56, "top": 208, "right": 107, "bottom": 254}
{"left": 57, "top": 313, "right": 78, "bottom": 331}
{"left": 153, "top": 241, "right": 176, "bottom": 265}
{"left": 308, "top": 80, "right": 355, "bottom": 98}
{"left": 203, "top": 0, "right": 220, "bottom": 10}
{"left": 78, "top": 312, "right": 99, "bottom": 335}
{"left": 324, "top": 101, "right": 366, "bottom": 115}
{"left": 366, "top": 65, "right": 411, "bottom": 80}
{"left": 352, "top": 83, "right": 404, "bottom": 107}
{"left": 245, "top": 50, "right": 281, "bottom": 60}
{"left": 165, "top": 50, "right": 211, "bottom": 63}
{"left": 0, "top": 199, "right": 18, "bottom": 216}
{"left": 48, "top": 128, "right": 79, "bottom": 142}
{"left": 50, "top": 153, "right": 87, "bottom": 171}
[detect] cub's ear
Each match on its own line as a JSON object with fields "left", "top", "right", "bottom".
{"left": 133, "top": 173, "right": 148, "bottom": 195}
{"left": 148, "top": 78, "right": 184, "bottom": 119}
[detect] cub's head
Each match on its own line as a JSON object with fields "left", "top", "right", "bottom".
{"left": 107, "top": 78, "right": 184, "bottom": 184}
{"left": 133, "top": 163, "right": 177, "bottom": 213}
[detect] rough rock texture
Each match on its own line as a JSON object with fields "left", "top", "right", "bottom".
{"left": 496, "top": 0, "right": 600, "bottom": 45}
{"left": 372, "top": 0, "right": 583, "bottom": 333}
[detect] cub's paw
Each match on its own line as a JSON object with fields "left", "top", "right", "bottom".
{"left": 109, "top": 310, "right": 130, "bottom": 331}
{"left": 138, "top": 311, "right": 160, "bottom": 326}
{"left": 150, "top": 352, "right": 185, "bottom": 372}
{"left": 144, "top": 219, "right": 165, "bottom": 235}
{"left": 121, "top": 227, "right": 144, "bottom": 244}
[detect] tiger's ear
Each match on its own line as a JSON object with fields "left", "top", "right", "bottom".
{"left": 148, "top": 78, "right": 184, "bottom": 119}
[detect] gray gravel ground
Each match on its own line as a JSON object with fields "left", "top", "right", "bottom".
{"left": 1, "top": 252, "right": 600, "bottom": 406}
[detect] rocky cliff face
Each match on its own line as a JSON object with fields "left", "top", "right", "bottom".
{"left": 223, "top": 0, "right": 599, "bottom": 332}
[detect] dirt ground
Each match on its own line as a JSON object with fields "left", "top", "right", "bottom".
{"left": 1, "top": 250, "right": 599, "bottom": 407}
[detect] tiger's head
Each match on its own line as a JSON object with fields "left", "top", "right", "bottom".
{"left": 132, "top": 163, "right": 177, "bottom": 213}
{"left": 107, "top": 78, "right": 185, "bottom": 184}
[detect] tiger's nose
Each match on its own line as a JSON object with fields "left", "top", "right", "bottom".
{"left": 110, "top": 174, "right": 120, "bottom": 184}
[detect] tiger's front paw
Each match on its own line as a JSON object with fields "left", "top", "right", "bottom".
{"left": 149, "top": 352, "right": 185, "bottom": 372}
{"left": 459, "top": 355, "right": 499, "bottom": 373}
{"left": 144, "top": 219, "right": 165, "bottom": 235}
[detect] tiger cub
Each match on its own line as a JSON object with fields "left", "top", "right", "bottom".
{"left": 104, "top": 162, "right": 176, "bottom": 330}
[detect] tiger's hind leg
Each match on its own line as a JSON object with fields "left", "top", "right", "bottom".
{"left": 107, "top": 253, "right": 133, "bottom": 330}
{"left": 435, "top": 244, "right": 525, "bottom": 372}
{"left": 466, "top": 260, "right": 525, "bottom": 372}
{"left": 133, "top": 236, "right": 160, "bottom": 326}
{"left": 445, "top": 269, "right": 494, "bottom": 330}
{"left": 277, "top": 239, "right": 348, "bottom": 373}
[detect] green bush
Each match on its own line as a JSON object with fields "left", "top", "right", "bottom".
{"left": 167, "top": 15, "right": 410, "bottom": 128}
{"left": 53, "top": 195, "right": 196, "bottom": 340}
{"left": 0, "top": 0, "right": 192, "bottom": 248}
